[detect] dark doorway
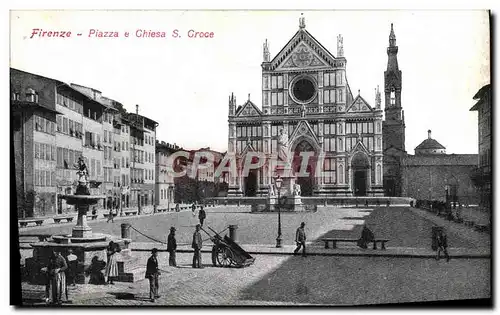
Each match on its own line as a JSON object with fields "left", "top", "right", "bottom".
{"left": 354, "top": 170, "right": 367, "bottom": 196}
{"left": 293, "top": 140, "right": 316, "bottom": 196}
{"left": 351, "top": 153, "right": 370, "bottom": 197}
{"left": 384, "top": 179, "right": 396, "bottom": 197}
{"left": 244, "top": 170, "right": 258, "bottom": 197}
{"left": 296, "top": 164, "right": 314, "bottom": 196}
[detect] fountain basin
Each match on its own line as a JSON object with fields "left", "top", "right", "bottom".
{"left": 58, "top": 194, "right": 106, "bottom": 205}
{"left": 52, "top": 233, "right": 107, "bottom": 244}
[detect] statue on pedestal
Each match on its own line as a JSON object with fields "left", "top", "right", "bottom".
{"left": 74, "top": 156, "right": 89, "bottom": 184}
{"left": 268, "top": 184, "right": 275, "bottom": 197}
{"left": 294, "top": 184, "right": 302, "bottom": 196}
{"left": 277, "top": 128, "right": 290, "bottom": 167}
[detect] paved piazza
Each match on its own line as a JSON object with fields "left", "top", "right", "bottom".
{"left": 22, "top": 252, "right": 490, "bottom": 305}
{"left": 19, "top": 206, "right": 486, "bottom": 248}
{"left": 19, "top": 206, "right": 491, "bottom": 305}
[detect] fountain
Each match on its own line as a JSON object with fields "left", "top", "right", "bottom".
{"left": 25, "top": 156, "right": 134, "bottom": 284}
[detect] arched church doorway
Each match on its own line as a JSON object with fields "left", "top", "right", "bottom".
{"left": 244, "top": 169, "right": 258, "bottom": 197}
{"left": 351, "top": 153, "right": 370, "bottom": 196}
{"left": 293, "top": 140, "right": 316, "bottom": 196}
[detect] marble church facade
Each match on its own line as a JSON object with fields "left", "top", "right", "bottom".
{"left": 227, "top": 17, "right": 385, "bottom": 197}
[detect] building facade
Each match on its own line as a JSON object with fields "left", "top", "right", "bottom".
{"left": 11, "top": 68, "right": 158, "bottom": 218}
{"left": 401, "top": 131, "right": 478, "bottom": 205}
{"left": 227, "top": 17, "right": 385, "bottom": 197}
{"left": 469, "top": 84, "right": 491, "bottom": 208}
{"left": 155, "top": 141, "right": 180, "bottom": 209}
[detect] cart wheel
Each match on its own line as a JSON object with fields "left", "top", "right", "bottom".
{"left": 216, "top": 246, "right": 233, "bottom": 267}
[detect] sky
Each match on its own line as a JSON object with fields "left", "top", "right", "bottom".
{"left": 9, "top": 10, "right": 490, "bottom": 154}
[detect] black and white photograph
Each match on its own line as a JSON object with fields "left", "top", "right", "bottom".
{"left": 9, "top": 9, "right": 491, "bottom": 307}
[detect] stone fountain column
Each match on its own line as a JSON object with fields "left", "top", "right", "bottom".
{"left": 72, "top": 204, "right": 92, "bottom": 238}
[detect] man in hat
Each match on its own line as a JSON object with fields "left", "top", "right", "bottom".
{"left": 192, "top": 224, "right": 203, "bottom": 268}
{"left": 167, "top": 227, "right": 177, "bottom": 267}
{"left": 436, "top": 229, "right": 450, "bottom": 262}
{"left": 145, "top": 248, "right": 161, "bottom": 302}
{"left": 357, "top": 224, "right": 375, "bottom": 249}
{"left": 294, "top": 222, "right": 307, "bottom": 257}
{"left": 198, "top": 206, "right": 206, "bottom": 227}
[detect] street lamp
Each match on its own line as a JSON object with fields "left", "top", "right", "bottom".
{"left": 274, "top": 175, "right": 283, "bottom": 248}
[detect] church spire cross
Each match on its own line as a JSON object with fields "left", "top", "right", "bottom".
{"left": 299, "top": 13, "right": 306, "bottom": 29}
{"left": 389, "top": 23, "right": 396, "bottom": 47}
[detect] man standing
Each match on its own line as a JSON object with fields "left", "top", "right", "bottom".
{"left": 145, "top": 248, "right": 161, "bottom": 302}
{"left": 198, "top": 206, "right": 206, "bottom": 227}
{"left": 192, "top": 224, "right": 203, "bottom": 268}
{"left": 294, "top": 222, "right": 307, "bottom": 257}
{"left": 46, "top": 249, "right": 68, "bottom": 305}
{"left": 167, "top": 227, "right": 177, "bottom": 267}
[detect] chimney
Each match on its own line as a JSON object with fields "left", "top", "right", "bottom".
{"left": 428, "top": 130, "right": 432, "bottom": 139}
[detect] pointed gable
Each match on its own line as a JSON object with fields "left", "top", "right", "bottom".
{"left": 346, "top": 95, "right": 374, "bottom": 113}
{"left": 235, "top": 100, "right": 263, "bottom": 117}
{"left": 350, "top": 138, "right": 370, "bottom": 154}
{"left": 289, "top": 120, "right": 321, "bottom": 150}
{"left": 269, "top": 29, "right": 339, "bottom": 71}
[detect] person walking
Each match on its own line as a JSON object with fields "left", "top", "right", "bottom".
{"left": 191, "top": 203, "right": 196, "bottom": 213}
{"left": 107, "top": 206, "right": 114, "bottom": 223}
{"left": 145, "top": 248, "right": 161, "bottom": 302}
{"left": 104, "top": 241, "right": 119, "bottom": 285}
{"left": 175, "top": 203, "right": 180, "bottom": 212}
{"left": 167, "top": 227, "right": 177, "bottom": 267}
{"left": 436, "top": 229, "right": 450, "bottom": 262}
{"left": 46, "top": 249, "right": 68, "bottom": 305}
{"left": 294, "top": 222, "right": 307, "bottom": 257}
{"left": 198, "top": 206, "right": 206, "bottom": 227}
{"left": 192, "top": 224, "right": 203, "bottom": 268}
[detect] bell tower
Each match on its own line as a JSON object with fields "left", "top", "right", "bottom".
{"left": 382, "top": 23, "right": 406, "bottom": 197}
{"left": 383, "top": 23, "right": 405, "bottom": 152}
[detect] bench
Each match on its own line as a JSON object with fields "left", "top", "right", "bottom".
{"left": 90, "top": 214, "right": 98, "bottom": 220}
{"left": 464, "top": 220, "right": 475, "bottom": 227}
{"left": 103, "top": 213, "right": 118, "bottom": 218}
{"left": 53, "top": 216, "right": 74, "bottom": 224}
{"left": 19, "top": 219, "right": 44, "bottom": 228}
{"left": 474, "top": 224, "right": 490, "bottom": 233}
{"left": 320, "top": 238, "right": 389, "bottom": 250}
{"left": 124, "top": 210, "right": 138, "bottom": 216}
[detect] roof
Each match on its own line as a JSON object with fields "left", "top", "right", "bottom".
{"left": 403, "top": 154, "right": 478, "bottom": 166}
{"left": 470, "top": 84, "right": 491, "bottom": 111}
{"left": 415, "top": 138, "right": 446, "bottom": 151}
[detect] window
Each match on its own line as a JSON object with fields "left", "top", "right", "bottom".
{"left": 63, "top": 117, "right": 68, "bottom": 133}
{"left": 271, "top": 93, "right": 277, "bottom": 106}
{"left": 368, "top": 122, "right": 373, "bottom": 133}
{"left": 324, "top": 90, "right": 330, "bottom": 103}
{"left": 97, "top": 160, "right": 101, "bottom": 176}
{"left": 56, "top": 116, "right": 62, "bottom": 132}
{"left": 104, "top": 130, "right": 108, "bottom": 143}
{"left": 390, "top": 87, "right": 396, "bottom": 106}
{"left": 324, "top": 73, "right": 330, "bottom": 86}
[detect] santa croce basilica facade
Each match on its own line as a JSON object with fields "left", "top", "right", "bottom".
{"left": 226, "top": 17, "right": 389, "bottom": 198}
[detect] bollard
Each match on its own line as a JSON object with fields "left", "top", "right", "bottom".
{"left": 121, "top": 223, "right": 131, "bottom": 239}
{"left": 228, "top": 225, "right": 238, "bottom": 242}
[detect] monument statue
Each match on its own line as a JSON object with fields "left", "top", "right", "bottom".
{"left": 300, "top": 103, "right": 307, "bottom": 117}
{"left": 277, "top": 128, "right": 290, "bottom": 164}
{"left": 268, "top": 184, "right": 275, "bottom": 196}
{"left": 294, "top": 184, "right": 302, "bottom": 196}
{"left": 74, "top": 156, "right": 89, "bottom": 184}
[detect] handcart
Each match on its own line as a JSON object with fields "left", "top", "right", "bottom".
{"left": 201, "top": 226, "right": 255, "bottom": 268}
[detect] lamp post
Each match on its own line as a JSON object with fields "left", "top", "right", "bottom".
{"left": 274, "top": 175, "right": 283, "bottom": 248}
